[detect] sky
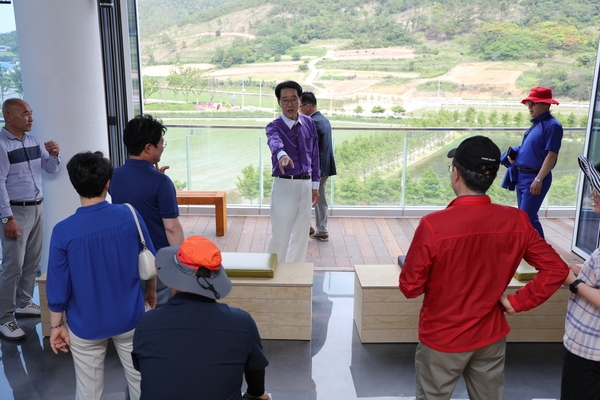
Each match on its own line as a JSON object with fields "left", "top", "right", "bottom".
{"left": 0, "top": 3, "right": 16, "bottom": 34}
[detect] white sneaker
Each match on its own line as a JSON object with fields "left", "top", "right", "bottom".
{"left": 0, "top": 321, "right": 25, "bottom": 340}
{"left": 15, "top": 303, "right": 41, "bottom": 316}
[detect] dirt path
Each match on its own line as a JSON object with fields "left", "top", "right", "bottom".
{"left": 141, "top": 47, "right": 536, "bottom": 111}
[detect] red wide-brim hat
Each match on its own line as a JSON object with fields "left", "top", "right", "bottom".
{"left": 521, "top": 86, "right": 559, "bottom": 105}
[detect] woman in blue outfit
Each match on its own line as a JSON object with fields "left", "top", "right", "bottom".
{"left": 47, "top": 151, "right": 156, "bottom": 400}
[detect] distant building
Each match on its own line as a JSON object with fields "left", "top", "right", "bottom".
{"left": 0, "top": 46, "right": 10, "bottom": 52}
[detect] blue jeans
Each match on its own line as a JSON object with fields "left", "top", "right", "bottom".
{"left": 516, "top": 172, "right": 552, "bottom": 238}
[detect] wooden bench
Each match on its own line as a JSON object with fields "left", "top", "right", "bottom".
{"left": 223, "top": 262, "right": 313, "bottom": 340}
{"left": 354, "top": 264, "right": 569, "bottom": 343}
{"left": 176, "top": 191, "right": 227, "bottom": 236}
{"left": 37, "top": 261, "right": 313, "bottom": 340}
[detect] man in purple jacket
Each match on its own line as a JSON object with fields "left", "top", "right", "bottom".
{"left": 266, "top": 81, "right": 320, "bottom": 262}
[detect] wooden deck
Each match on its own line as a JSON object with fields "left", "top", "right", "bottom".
{"left": 179, "top": 215, "right": 584, "bottom": 269}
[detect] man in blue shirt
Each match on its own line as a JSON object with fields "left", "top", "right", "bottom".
{"left": 110, "top": 114, "right": 184, "bottom": 305}
{"left": 0, "top": 99, "right": 60, "bottom": 340}
{"left": 506, "top": 86, "right": 563, "bottom": 238}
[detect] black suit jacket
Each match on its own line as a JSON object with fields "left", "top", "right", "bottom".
{"left": 311, "top": 111, "right": 336, "bottom": 177}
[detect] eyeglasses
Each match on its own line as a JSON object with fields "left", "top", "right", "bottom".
{"left": 157, "top": 139, "right": 167, "bottom": 148}
{"left": 280, "top": 98, "right": 299, "bottom": 105}
{"left": 299, "top": 104, "right": 308, "bottom": 109}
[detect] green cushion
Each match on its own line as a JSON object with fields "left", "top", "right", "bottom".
{"left": 514, "top": 256, "right": 579, "bottom": 281}
{"left": 513, "top": 259, "right": 537, "bottom": 281}
{"left": 221, "top": 252, "right": 277, "bottom": 278}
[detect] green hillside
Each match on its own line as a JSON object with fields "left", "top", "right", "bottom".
{"left": 137, "top": 0, "right": 600, "bottom": 102}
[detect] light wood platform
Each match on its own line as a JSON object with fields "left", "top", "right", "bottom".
{"left": 177, "top": 190, "right": 227, "bottom": 236}
{"left": 177, "top": 216, "right": 582, "bottom": 269}
{"left": 222, "top": 262, "right": 314, "bottom": 340}
{"left": 36, "top": 262, "right": 313, "bottom": 340}
{"left": 354, "top": 264, "right": 569, "bottom": 343}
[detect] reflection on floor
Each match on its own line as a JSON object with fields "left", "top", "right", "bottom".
{"left": 0, "top": 272, "right": 564, "bottom": 400}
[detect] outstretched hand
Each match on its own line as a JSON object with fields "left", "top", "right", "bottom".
{"left": 278, "top": 155, "right": 294, "bottom": 174}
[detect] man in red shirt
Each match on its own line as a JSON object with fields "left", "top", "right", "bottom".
{"left": 399, "top": 135, "right": 568, "bottom": 400}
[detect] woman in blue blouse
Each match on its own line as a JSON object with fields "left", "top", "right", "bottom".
{"left": 47, "top": 151, "right": 156, "bottom": 400}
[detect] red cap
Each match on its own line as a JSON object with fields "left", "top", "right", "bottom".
{"left": 177, "top": 236, "right": 222, "bottom": 271}
{"left": 521, "top": 86, "right": 559, "bottom": 105}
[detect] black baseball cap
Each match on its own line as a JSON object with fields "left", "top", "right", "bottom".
{"left": 447, "top": 136, "right": 500, "bottom": 174}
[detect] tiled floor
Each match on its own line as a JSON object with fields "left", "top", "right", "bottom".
{"left": 0, "top": 271, "right": 565, "bottom": 400}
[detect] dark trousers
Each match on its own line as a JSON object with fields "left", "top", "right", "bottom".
{"left": 561, "top": 348, "right": 600, "bottom": 400}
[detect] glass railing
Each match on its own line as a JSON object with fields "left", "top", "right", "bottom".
{"left": 157, "top": 123, "right": 586, "bottom": 212}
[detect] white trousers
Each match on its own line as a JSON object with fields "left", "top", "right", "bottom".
{"left": 268, "top": 177, "right": 311, "bottom": 262}
{"left": 68, "top": 327, "right": 141, "bottom": 400}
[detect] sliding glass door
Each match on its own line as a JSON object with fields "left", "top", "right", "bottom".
{"left": 573, "top": 39, "right": 600, "bottom": 258}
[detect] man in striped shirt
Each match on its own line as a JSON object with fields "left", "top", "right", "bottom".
{"left": 0, "top": 99, "right": 60, "bottom": 340}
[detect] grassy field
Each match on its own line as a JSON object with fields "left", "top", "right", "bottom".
{"left": 159, "top": 120, "right": 585, "bottom": 200}
{"left": 160, "top": 120, "right": 401, "bottom": 191}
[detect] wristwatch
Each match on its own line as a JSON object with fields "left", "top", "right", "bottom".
{"left": 569, "top": 279, "right": 585, "bottom": 294}
{"left": 534, "top": 177, "right": 542, "bottom": 183}
{"left": 1, "top": 216, "right": 13, "bottom": 224}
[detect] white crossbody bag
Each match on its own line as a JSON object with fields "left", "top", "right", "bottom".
{"left": 124, "top": 203, "right": 157, "bottom": 280}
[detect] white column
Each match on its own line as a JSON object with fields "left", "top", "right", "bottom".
{"left": 13, "top": 1, "right": 109, "bottom": 273}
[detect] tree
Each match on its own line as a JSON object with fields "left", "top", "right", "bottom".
{"left": 489, "top": 110, "right": 498, "bottom": 126}
{"left": 365, "top": 171, "right": 397, "bottom": 205}
{"left": 500, "top": 112, "right": 510, "bottom": 126}
{"left": 166, "top": 70, "right": 182, "bottom": 102}
{"left": 208, "top": 78, "right": 220, "bottom": 103}
{"left": 172, "top": 180, "right": 187, "bottom": 190}
{"left": 417, "top": 167, "right": 450, "bottom": 205}
{"left": 236, "top": 164, "right": 260, "bottom": 204}
{"left": 391, "top": 105, "right": 406, "bottom": 115}
{"left": 142, "top": 76, "right": 160, "bottom": 105}
{"left": 402, "top": 172, "right": 423, "bottom": 206}
{"left": 8, "top": 66, "right": 22, "bottom": 98}
{"left": 354, "top": 105, "right": 364, "bottom": 115}
{"left": 0, "top": 66, "right": 13, "bottom": 102}
{"left": 487, "top": 181, "right": 517, "bottom": 206}
{"left": 188, "top": 70, "right": 208, "bottom": 104}
{"left": 167, "top": 66, "right": 205, "bottom": 103}
{"left": 262, "top": 165, "right": 274, "bottom": 197}
{"left": 514, "top": 111, "right": 524, "bottom": 127}
{"left": 477, "top": 111, "right": 487, "bottom": 126}
{"left": 335, "top": 176, "right": 365, "bottom": 205}
{"left": 372, "top": 105, "right": 385, "bottom": 114}
{"left": 548, "top": 174, "right": 578, "bottom": 206}
{"left": 463, "top": 107, "right": 477, "bottom": 125}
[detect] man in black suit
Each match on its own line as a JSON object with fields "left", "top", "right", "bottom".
{"left": 300, "top": 92, "right": 336, "bottom": 242}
